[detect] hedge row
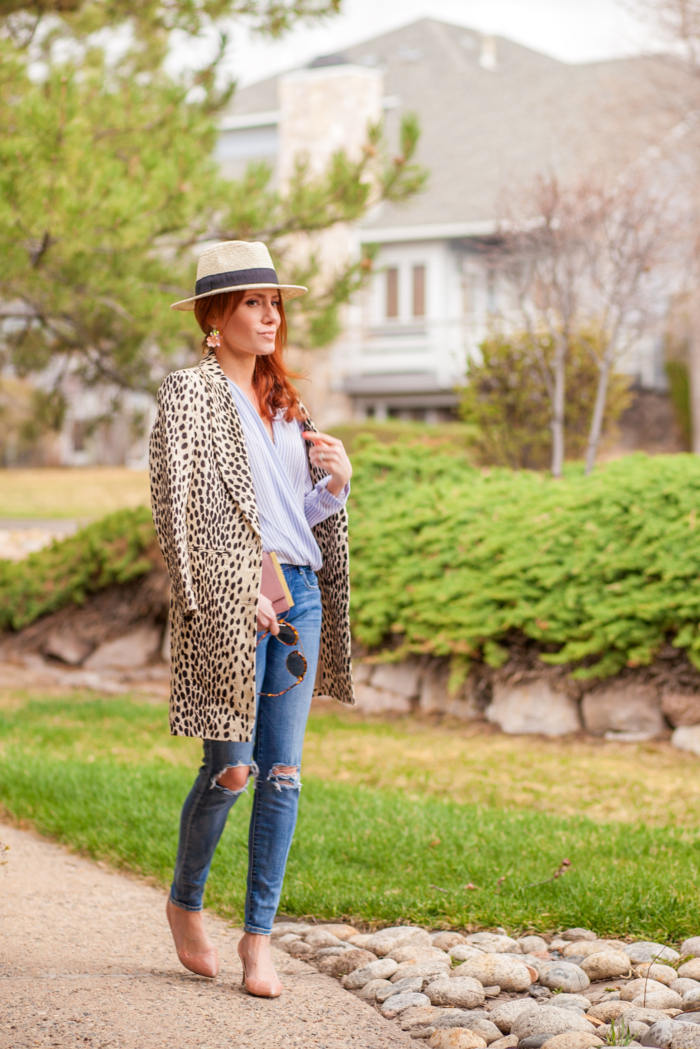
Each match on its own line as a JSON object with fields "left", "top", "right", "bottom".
{"left": 2, "top": 448, "right": 700, "bottom": 681}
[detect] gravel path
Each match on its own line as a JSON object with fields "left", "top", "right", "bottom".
{"left": 0, "top": 821, "right": 411, "bottom": 1049}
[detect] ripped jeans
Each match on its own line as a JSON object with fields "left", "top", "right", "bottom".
{"left": 169, "top": 564, "right": 322, "bottom": 935}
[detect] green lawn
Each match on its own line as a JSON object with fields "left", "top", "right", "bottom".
{"left": 2, "top": 691, "right": 700, "bottom": 941}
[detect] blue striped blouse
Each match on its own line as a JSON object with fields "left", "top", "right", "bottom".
{"left": 227, "top": 379, "right": 349, "bottom": 571}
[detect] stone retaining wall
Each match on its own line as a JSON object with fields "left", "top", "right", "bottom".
{"left": 353, "top": 658, "right": 700, "bottom": 754}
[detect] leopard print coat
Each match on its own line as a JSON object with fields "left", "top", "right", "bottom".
{"left": 149, "top": 349, "right": 354, "bottom": 741}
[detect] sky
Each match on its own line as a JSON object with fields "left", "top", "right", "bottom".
{"left": 215, "top": 0, "right": 660, "bottom": 87}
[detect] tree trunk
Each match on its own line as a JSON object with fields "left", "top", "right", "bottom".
{"left": 585, "top": 355, "right": 612, "bottom": 475}
{"left": 689, "top": 288, "right": 700, "bottom": 454}
{"left": 551, "top": 335, "right": 566, "bottom": 477}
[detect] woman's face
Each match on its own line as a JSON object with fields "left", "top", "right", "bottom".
{"left": 219, "top": 288, "right": 281, "bottom": 358}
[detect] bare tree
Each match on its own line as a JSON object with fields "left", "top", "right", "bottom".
{"left": 496, "top": 168, "right": 674, "bottom": 474}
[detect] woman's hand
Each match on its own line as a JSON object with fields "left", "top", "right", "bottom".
{"left": 303, "top": 432, "right": 352, "bottom": 497}
{"left": 257, "top": 593, "right": 280, "bottom": 635}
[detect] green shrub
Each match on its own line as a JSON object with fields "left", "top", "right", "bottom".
{"left": 0, "top": 506, "right": 156, "bottom": 631}
{"left": 665, "top": 360, "right": 692, "bottom": 449}
{"left": 349, "top": 444, "right": 700, "bottom": 680}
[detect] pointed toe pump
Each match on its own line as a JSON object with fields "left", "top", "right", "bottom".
{"left": 237, "top": 942, "right": 283, "bottom": 998}
{"left": 166, "top": 898, "right": 219, "bottom": 978}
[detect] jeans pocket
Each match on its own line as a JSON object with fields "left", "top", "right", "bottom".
{"left": 300, "top": 569, "right": 320, "bottom": 592}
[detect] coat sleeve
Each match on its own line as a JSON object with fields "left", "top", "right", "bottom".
{"left": 149, "top": 370, "right": 199, "bottom": 616}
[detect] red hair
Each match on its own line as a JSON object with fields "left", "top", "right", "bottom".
{"left": 194, "top": 289, "right": 306, "bottom": 423}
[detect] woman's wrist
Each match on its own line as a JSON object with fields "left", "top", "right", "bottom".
{"left": 326, "top": 476, "right": 349, "bottom": 497}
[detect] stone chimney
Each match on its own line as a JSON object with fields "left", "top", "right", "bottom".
{"left": 277, "top": 58, "right": 384, "bottom": 183}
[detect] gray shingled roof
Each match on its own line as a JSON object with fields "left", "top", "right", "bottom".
{"left": 225, "top": 18, "right": 673, "bottom": 231}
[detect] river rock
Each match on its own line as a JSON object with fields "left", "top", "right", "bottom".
{"left": 491, "top": 999, "right": 539, "bottom": 1033}
{"left": 342, "top": 957, "right": 399, "bottom": 989}
{"left": 671, "top": 1027, "right": 700, "bottom": 1049}
{"left": 540, "top": 1034, "right": 603, "bottom": 1049}
{"left": 511, "top": 1007, "right": 596, "bottom": 1041}
{"left": 640, "top": 1020, "right": 676, "bottom": 1048}
{"left": 381, "top": 992, "right": 431, "bottom": 1018}
{"left": 426, "top": 978, "right": 486, "bottom": 1009}
{"left": 490, "top": 1038, "right": 519, "bottom": 1049}
{"left": 451, "top": 946, "right": 491, "bottom": 962}
{"left": 682, "top": 938, "right": 700, "bottom": 958}
{"left": 392, "top": 961, "right": 452, "bottom": 983}
{"left": 271, "top": 922, "right": 313, "bottom": 937}
{"left": 347, "top": 933, "right": 372, "bottom": 947}
{"left": 626, "top": 1008, "right": 676, "bottom": 1026}
{"left": 399, "top": 1005, "right": 447, "bottom": 1029}
{"left": 486, "top": 681, "right": 582, "bottom": 736}
{"left": 587, "top": 1002, "right": 634, "bottom": 1023}
{"left": 323, "top": 948, "right": 377, "bottom": 977}
{"left": 581, "top": 685, "right": 664, "bottom": 737}
{"left": 452, "top": 955, "right": 533, "bottom": 992}
{"left": 633, "top": 990, "right": 683, "bottom": 1010}
{"left": 671, "top": 980, "right": 700, "bottom": 995}
{"left": 318, "top": 923, "right": 360, "bottom": 940}
{"left": 548, "top": 995, "right": 592, "bottom": 1013}
{"left": 287, "top": 940, "right": 315, "bottom": 957}
{"left": 624, "top": 942, "right": 680, "bottom": 965}
{"left": 599, "top": 1020, "right": 651, "bottom": 1040}
{"left": 390, "top": 946, "right": 452, "bottom": 964}
{"left": 364, "top": 927, "right": 432, "bottom": 957}
{"left": 84, "top": 623, "right": 162, "bottom": 670}
{"left": 680, "top": 961, "right": 700, "bottom": 982}
{"left": 562, "top": 929, "right": 597, "bottom": 942}
{"left": 428, "top": 1032, "right": 487, "bottom": 1049}
{"left": 377, "top": 977, "right": 424, "bottom": 1001}
{"left": 357, "top": 978, "right": 393, "bottom": 1000}
{"left": 458, "top": 1019, "right": 502, "bottom": 1044}
{"left": 433, "top": 933, "right": 468, "bottom": 951}
{"left": 537, "top": 962, "right": 590, "bottom": 993}
{"left": 635, "top": 964, "right": 679, "bottom": 986}
{"left": 304, "top": 928, "right": 343, "bottom": 948}
{"left": 662, "top": 693, "right": 700, "bottom": 728}
{"left": 277, "top": 932, "right": 302, "bottom": 946}
{"left": 684, "top": 990, "right": 700, "bottom": 1011}
{"left": 580, "top": 950, "right": 631, "bottom": 980}
{"left": 562, "top": 942, "right": 605, "bottom": 959}
{"left": 44, "top": 627, "right": 92, "bottom": 665}
{"left": 518, "top": 937, "right": 549, "bottom": 954}
{"left": 315, "top": 945, "right": 350, "bottom": 958}
{"left": 519, "top": 1037, "right": 554, "bottom": 1049}
{"left": 622, "top": 980, "right": 670, "bottom": 1002}
{"left": 679, "top": 1013, "right": 700, "bottom": 1025}
{"left": 466, "top": 934, "right": 520, "bottom": 953}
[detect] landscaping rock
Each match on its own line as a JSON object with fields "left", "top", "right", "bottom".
{"left": 624, "top": 943, "right": 680, "bottom": 964}
{"left": 44, "top": 626, "right": 92, "bottom": 665}
{"left": 377, "top": 978, "right": 424, "bottom": 1001}
{"left": 632, "top": 990, "right": 683, "bottom": 1010}
{"left": 317, "top": 923, "right": 360, "bottom": 940}
{"left": 451, "top": 946, "right": 491, "bottom": 963}
{"left": 399, "top": 1005, "right": 446, "bottom": 1029}
{"left": 322, "top": 948, "right": 377, "bottom": 977}
{"left": 432, "top": 1013, "right": 489, "bottom": 1031}
{"left": 466, "top": 933, "right": 520, "bottom": 953}
{"left": 587, "top": 1002, "right": 634, "bottom": 1023}
{"left": 271, "top": 921, "right": 312, "bottom": 937}
{"left": 581, "top": 685, "right": 665, "bottom": 737}
{"left": 679, "top": 961, "right": 700, "bottom": 982}
{"left": 671, "top": 1027, "right": 700, "bottom": 1049}
{"left": 315, "top": 945, "right": 350, "bottom": 958}
{"left": 304, "top": 928, "right": 343, "bottom": 948}
{"left": 597, "top": 1020, "right": 650, "bottom": 1040}
{"left": 548, "top": 995, "right": 591, "bottom": 1013}
{"left": 625, "top": 1008, "right": 676, "bottom": 1026}
{"left": 511, "top": 1007, "right": 596, "bottom": 1041}
{"left": 392, "top": 961, "right": 452, "bottom": 983}
{"left": 390, "top": 946, "right": 453, "bottom": 964}
{"left": 364, "top": 927, "right": 432, "bottom": 957}
{"left": 672, "top": 726, "right": 700, "bottom": 756}
{"left": 640, "top": 1020, "right": 676, "bottom": 1048}
{"left": 287, "top": 940, "right": 315, "bottom": 958}
{"left": 529, "top": 985, "right": 553, "bottom": 1000}
{"left": 562, "top": 941, "right": 607, "bottom": 958}
{"left": 347, "top": 933, "right": 373, "bottom": 948}
{"left": 671, "top": 980, "right": 700, "bottom": 996}
{"left": 342, "top": 957, "right": 399, "bottom": 989}
{"left": 519, "top": 1036, "right": 556, "bottom": 1049}
{"left": 537, "top": 962, "right": 590, "bottom": 993}
{"left": 518, "top": 937, "right": 549, "bottom": 954}
{"left": 683, "top": 990, "right": 700, "bottom": 1011}
{"left": 635, "top": 964, "right": 679, "bottom": 986}
{"left": 276, "top": 932, "right": 302, "bottom": 946}
{"left": 381, "top": 992, "right": 431, "bottom": 1018}
{"left": 427, "top": 1031, "right": 487, "bottom": 1049}
{"left": 84, "top": 623, "right": 162, "bottom": 670}
{"left": 580, "top": 950, "right": 631, "bottom": 981}
{"left": 372, "top": 660, "right": 422, "bottom": 699}
{"left": 419, "top": 662, "right": 480, "bottom": 720}
{"left": 432, "top": 933, "right": 468, "bottom": 951}
{"left": 426, "top": 978, "right": 486, "bottom": 1009}
{"left": 682, "top": 938, "right": 700, "bottom": 958}
{"left": 622, "top": 980, "right": 677, "bottom": 1003}
{"left": 490, "top": 1038, "right": 519, "bottom": 1049}
{"left": 561, "top": 929, "right": 597, "bottom": 942}
{"left": 357, "top": 978, "right": 393, "bottom": 1000}
{"left": 490, "top": 999, "right": 538, "bottom": 1033}
{"left": 486, "top": 682, "right": 581, "bottom": 737}
{"left": 459, "top": 1019, "right": 503, "bottom": 1044}
{"left": 540, "top": 1033, "right": 603, "bottom": 1049}
{"left": 661, "top": 693, "right": 700, "bottom": 728}
{"left": 452, "top": 955, "right": 533, "bottom": 992}
{"left": 354, "top": 681, "right": 411, "bottom": 714}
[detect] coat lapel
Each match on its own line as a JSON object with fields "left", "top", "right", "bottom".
{"left": 197, "top": 350, "right": 261, "bottom": 538}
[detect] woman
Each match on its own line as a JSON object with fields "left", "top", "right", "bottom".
{"left": 149, "top": 240, "right": 354, "bottom": 999}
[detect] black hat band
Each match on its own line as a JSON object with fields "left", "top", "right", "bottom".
{"left": 195, "top": 267, "right": 279, "bottom": 297}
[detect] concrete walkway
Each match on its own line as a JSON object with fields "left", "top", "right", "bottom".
{"left": 0, "top": 821, "right": 411, "bottom": 1049}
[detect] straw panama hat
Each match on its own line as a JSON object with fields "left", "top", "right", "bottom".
{"left": 170, "top": 241, "right": 307, "bottom": 310}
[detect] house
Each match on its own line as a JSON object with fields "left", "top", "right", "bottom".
{"left": 219, "top": 18, "right": 672, "bottom": 426}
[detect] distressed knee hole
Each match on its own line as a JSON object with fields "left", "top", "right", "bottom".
{"left": 213, "top": 761, "right": 258, "bottom": 795}
{"left": 267, "top": 764, "right": 301, "bottom": 791}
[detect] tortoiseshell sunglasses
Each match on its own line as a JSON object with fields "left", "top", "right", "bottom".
{"left": 256, "top": 621, "right": 307, "bottom": 697}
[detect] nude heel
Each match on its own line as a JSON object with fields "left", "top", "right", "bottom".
{"left": 237, "top": 941, "right": 283, "bottom": 998}
{"left": 166, "top": 898, "right": 219, "bottom": 978}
